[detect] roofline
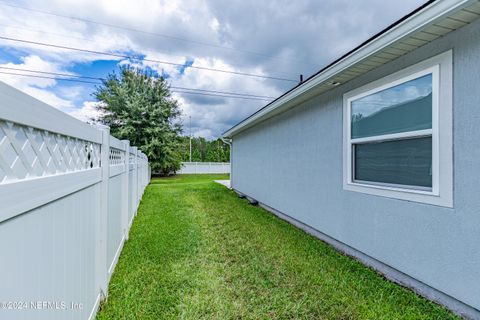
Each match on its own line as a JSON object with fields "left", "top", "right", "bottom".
{"left": 222, "top": 0, "right": 475, "bottom": 138}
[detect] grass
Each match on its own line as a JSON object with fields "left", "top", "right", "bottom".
{"left": 97, "top": 174, "right": 458, "bottom": 320}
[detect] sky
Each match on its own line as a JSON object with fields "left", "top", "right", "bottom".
{"left": 0, "top": 0, "right": 427, "bottom": 140}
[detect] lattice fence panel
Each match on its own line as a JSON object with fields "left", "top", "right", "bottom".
{"left": 109, "top": 147, "right": 125, "bottom": 166}
{"left": 0, "top": 120, "right": 100, "bottom": 184}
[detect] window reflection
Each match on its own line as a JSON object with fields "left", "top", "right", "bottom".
{"left": 351, "top": 74, "right": 432, "bottom": 139}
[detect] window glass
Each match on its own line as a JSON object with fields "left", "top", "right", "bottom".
{"left": 354, "top": 137, "right": 432, "bottom": 188}
{"left": 351, "top": 74, "right": 432, "bottom": 139}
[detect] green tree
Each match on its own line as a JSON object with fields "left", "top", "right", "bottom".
{"left": 192, "top": 148, "right": 202, "bottom": 162}
{"left": 94, "top": 66, "right": 183, "bottom": 175}
{"left": 180, "top": 137, "right": 230, "bottom": 162}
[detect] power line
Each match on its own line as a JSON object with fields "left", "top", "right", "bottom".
{"left": 0, "top": 71, "right": 273, "bottom": 101}
{"left": 172, "top": 90, "right": 271, "bottom": 101}
{"left": 0, "top": 70, "right": 101, "bottom": 84}
{"left": 0, "top": 22, "right": 100, "bottom": 44}
{"left": 171, "top": 86, "right": 274, "bottom": 99}
{"left": 0, "top": 66, "right": 277, "bottom": 99}
{"left": 0, "top": 35, "right": 298, "bottom": 82}
{"left": 0, "top": 22, "right": 195, "bottom": 72}
{"left": 0, "top": 66, "right": 103, "bottom": 81}
{"left": 0, "top": 23, "right": 299, "bottom": 79}
{"left": 0, "top": 0, "right": 308, "bottom": 66}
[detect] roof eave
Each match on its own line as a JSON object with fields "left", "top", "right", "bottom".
{"left": 223, "top": 0, "right": 478, "bottom": 138}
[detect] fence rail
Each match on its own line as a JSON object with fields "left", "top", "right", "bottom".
{"left": 0, "top": 81, "right": 150, "bottom": 319}
{"left": 178, "top": 161, "right": 230, "bottom": 174}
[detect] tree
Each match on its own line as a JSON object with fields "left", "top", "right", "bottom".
{"left": 94, "top": 66, "right": 183, "bottom": 175}
{"left": 179, "top": 137, "right": 230, "bottom": 162}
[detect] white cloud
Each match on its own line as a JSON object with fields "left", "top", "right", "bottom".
{"left": 0, "top": 55, "right": 78, "bottom": 111}
{"left": 0, "top": 0, "right": 427, "bottom": 138}
{"left": 56, "top": 85, "right": 85, "bottom": 100}
{"left": 25, "top": 87, "right": 75, "bottom": 111}
{"left": 68, "top": 101, "right": 102, "bottom": 122}
{"left": 0, "top": 55, "right": 59, "bottom": 88}
{"left": 210, "top": 18, "right": 220, "bottom": 32}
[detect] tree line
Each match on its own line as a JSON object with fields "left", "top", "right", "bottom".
{"left": 179, "top": 137, "right": 230, "bottom": 162}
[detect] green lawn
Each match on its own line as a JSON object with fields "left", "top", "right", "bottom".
{"left": 97, "top": 174, "right": 458, "bottom": 319}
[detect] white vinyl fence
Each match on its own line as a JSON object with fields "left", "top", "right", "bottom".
{"left": 178, "top": 162, "right": 230, "bottom": 174}
{"left": 0, "top": 81, "right": 150, "bottom": 320}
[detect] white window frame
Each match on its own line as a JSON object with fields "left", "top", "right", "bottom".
{"left": 343, "top": 50, "right": 453, "bottom": 207}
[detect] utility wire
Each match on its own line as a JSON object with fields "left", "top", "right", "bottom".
{"left": 0, "top": 23, "right": 299, "bottom": 79}
{"left": 0, "top": 66, "right": 103, "bottom": 81}
{"left": 0, "top": 23, "right": 143, "bottom": 69}
{"left": 0, "top": 35, "right": 298, "bottom": 82}
{"left": 0, "top": 70, "right": 101, "bottom": 84}
{"left": 0, "top": 66, "right": 277, "bottom": 99}
{"left": 171, "top": 86, "right": 274, "bottom": 99}
{"left": 0, "top": 71, "right": 273, "bottom": 101}
{"left": 171, "top": 90, "right": 272, "bottom": 101}
{"left": 0, "top": 0, "right": 308, "bottom": 66}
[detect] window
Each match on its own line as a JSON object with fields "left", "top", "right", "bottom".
{"left": 343, "top": 51, "right": 453, "bottom": 207}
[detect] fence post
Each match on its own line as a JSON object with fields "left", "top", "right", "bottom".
{"left": 131, "top": 146, "right": 138, "bottom": 214}
{"left": 141, "top": 154, "right": 144, "bottom": 191}
{"left": 96, "top": 125, "right": 110, "bottom": 296}
{"left": 230, "top": 142, "right": 233, "bottom": 186}
{"left": 136, "top": 148, "right": 140, "bottom": 206}
{"left": 121, "top": 140, "right": 130, "bottom": 240}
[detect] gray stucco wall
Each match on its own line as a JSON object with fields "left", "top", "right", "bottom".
{"left": 232, "top": 19, "right": 480, "bottom": 313}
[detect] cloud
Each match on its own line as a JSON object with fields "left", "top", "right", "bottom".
{"left": 0, "top": 0, "right": 427, "bottom": 139}
{"left": 68, "top": 100, "right": 102, "bottom": 122}
{"left": 24, "top": 87, "right": 75, "bottom": 111}
{"left": 0, "top": 55, "right": 78, "bottom": 110}
{"left": 0, "top": 55, "right": 59, "bottom": 88}
{"left": 56, "top": 85, "right": 86, "bottom": 100}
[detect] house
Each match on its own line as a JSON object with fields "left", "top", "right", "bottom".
{"left": 222, "top": 0, "right": 480, "bottom": 318}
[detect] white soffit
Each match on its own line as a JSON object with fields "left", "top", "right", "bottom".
{"left": 223, "top": 0, "right": 480, "bottom": 138}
